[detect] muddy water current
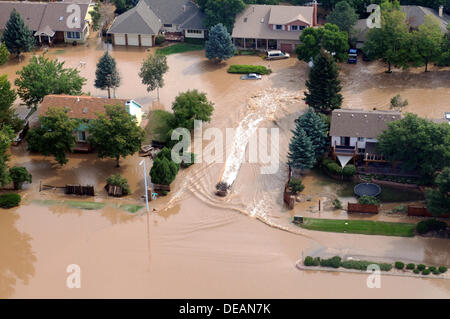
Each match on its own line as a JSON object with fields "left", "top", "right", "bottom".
{"left": 0, "top": 36, "right": 449, "bottom": 298}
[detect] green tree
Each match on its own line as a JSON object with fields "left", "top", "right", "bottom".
{"left": 0, "top": 42, "right": 9, "bottom": 65}
{"left": 95, "top": 52, "right": 121, "bottom": 99}
{"left": 2, "top": 9, "right": 35, "bottom": 58}
{"left": 0, "top": 75, "right": 17, "bottom": 126}
{"left": 377, "top": 113, "right": 450, "bottom": 177}
{"left": 363, "top": 1, "right": 412, "bottom": 72}
{"left": 8, "top": 166, "right": 32, "bottom": 190}
{"left": 26, "top": 108, "right": 78, "bottom": 166}
{"left": 327, "top": 1, "right": 358, "bottom": 34}
{"left": 426, "top": 167, "right": 450, "bottom": 216}
{"left": 205, "top": 23, "right": 235, "bottom": 62}
{"left": 202, "top": 0, "right": 246, "bottom": 32}
{"left": 437, "top": 25, "right": 450, "bottom": 66}
{"left": 296, "top": 108, "right": 328, "bottom": 158}
{"left": 15, "top": 55, "right": 86, "bottom": 107}
{"left": 88, "top": 105, "right": 144, "bottom": 167}
{"left": 150, "top": 156, "right": 178, "bottom": 185}
{"left": 172, "top": 90, "right": 214, "bottom": 130}
{"left": 390, "top": 94, "right": 408, "bottom": 110}
{"left": 139, "top": 53, "right": 168, "bottom": 101}
{"left": 295, "top": 23, "right": 349, "bottom": 63}
{"left": 288, "top": 178, "right": 305, "bottom": 195}
{"left": 412, "top": 15, "right": 444, "bottom": 72}
{"left": 91, "top": 3, "right": 102, "bottom": 31}
{"left": 304, "top": 50, "right": 343, "bottom": 114}
{"left": 0, "top": 126, "right": 14, "bottom": 187}
{"left": 287, "top": 125, "right": 315, "bottom": 170}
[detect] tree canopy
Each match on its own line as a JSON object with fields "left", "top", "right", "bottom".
{"left": 295, "top": 23, "right": 349, "bottom": 63}
{"left": 287, "top": 125, "right": 315, "bottom": 170}
{"left": 26, "top": 107, "right": 78, "bottom": 166}
{"left": 327, "top": 1, "right": 359, "bottom": 34}
{"left": 0, "top": 126, "right": 14, "bottom": 187}
{"left": 205, "top": 23, "right": 235, "bottom": 62}
{"left": 296, "top": 108, "right": 329, "bottom": 158}
{"left": 88, "top": 105, "right": 145, "bottom": 167}
{"left": 95, "top": 52, "right": 121, "bottom": 99}
{"left": 0, "top": 75, "right": 17, "bottom": 128}
{"left": 172, "top": 90, "right": 215, "bottom": 130}
{"left": 0, "top": 43, "right": 9, "bottom": 65}
{"left": 304, "top": 50, "right": 343, "bottom": 114}
{"left": 2, "top": 9, "right": 35, "bottom": 57}
{"left": 426, "top": 167, "right": 450, "bottom": 216}
{"left": 9, "top": 166, "right": 32, "bottom": 190}
{"left": 15, "top": 55, "right": 86, "bottom": 107}
{"left": 199, "top": 0, "right": 246, "bottom": 32}
{"left": 139, "top": 53, "right": 168, "bottom": 100}
{"left": 412, "top": 15, "right": 444, "bottom": 72}
{"left": 377, "top": 113, "right": 450, "bottom": 177}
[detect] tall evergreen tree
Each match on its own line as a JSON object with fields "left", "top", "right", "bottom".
{"left": 296, "top": 108, "right": 329, "bottom": 158}
{"left": 95, "top": 52, "right": 121, "bottom": 98}
{"left": 287, "top": 125, "right": 315, "bottom": 170}
{"left": 2, "top": 9, "right": 35, "bottom": 58}
{"left": 205, "top": 23, "right": 235, "bottom": 62}
{"left": 304, "top": 50, "right": 343, "bottom": 114}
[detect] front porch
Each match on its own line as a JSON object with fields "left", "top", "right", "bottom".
{"left": 233, "top": 38, "right": 278, "bottom": 51}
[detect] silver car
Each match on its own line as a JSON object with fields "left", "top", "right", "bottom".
{"left": 265, "top": 50, "right": 290, "bottom": 60}
{"left": 240, "top": 73, "right": 262, "bottom": 80}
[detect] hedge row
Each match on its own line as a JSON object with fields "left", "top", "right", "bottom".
{"left": 303, "top": 256, "right": 448, "bottom": 276}
{"left": 416, "top": 219, "right": 447, "bottom": 235}
{"left": 227, "top": 65, "right": 271, "bottom": 75}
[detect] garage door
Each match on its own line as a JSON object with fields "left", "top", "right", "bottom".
{"left": 114, "top": 34, "right": 125, "bottom": 46}
{"left": 127, "top": 34, "right": 139, "bottom": 46}
{"left": 141, "top": 35, "right": 153, "bottom": 47}
{"left": 280, "top": 43, "right": 294, "bottom": 53}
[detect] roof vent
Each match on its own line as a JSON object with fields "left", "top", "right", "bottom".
{"left": 364, "top": 114, "right": 367, "bottom": 118}
{"left": 351, "top": 114, "right": 354, "bottom": 117}
{"left": 337, "top": 113, "right": 341, "bottom": 117}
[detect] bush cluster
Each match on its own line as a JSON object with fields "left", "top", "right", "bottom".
{"left": 0, "top": 193, "right": 21, "bottom": 208}
{"left": 227, "top": 65, "right": 271, "bottom": 75}
{"left": 439, "top": 266, "right": 447, "bottom": 273}
{"left": 150, "top": 147, "right": 180, "bottom": 186}
{"left": 155, "top": 35, "right": 165, "bottom": 45}
{"left": 106, "top": 174, "right": 130, "bottom": 195}
{"left": 288, "top": 178, "right": 304, "bottom": 195}
{"left": 332, "top": 198, "right": 342, "bottom": 209}
{"left": 417, "top": 264, "right": 426, "bottom": 271}
{"left": 416, "top": 219, "right": 447, "bottom": 235}
{"left": 341, "top": 260, "right": 391, "bottom": 271}
{"left": 304, "top": 256, "right": 320, "bottom": 266}
{"left": 395, "top": 261, "right": 405, "bottom": 269}
{"left": 422, "top": 269, "right": 431, "bottom": 275}
{"left": 358, "top": 195, "right": 379, "bottom": 205}
{"left": 406, "top": 263, "right": 415, "bottom": 270}
{"left": 319, "top": 256, "right": 341, "bottom": 268}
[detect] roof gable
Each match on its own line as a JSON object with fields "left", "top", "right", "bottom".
{"left": 268, "top": 6, "right": 313, "bottom": 26}
{"left": 108, "top": 1, "right": 162, "bottom": 34}
{"left": 143, "top": 0, "right": 205, "bottom": 29}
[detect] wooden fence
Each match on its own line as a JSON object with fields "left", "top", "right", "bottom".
{"left": 347, "top": 203, "right": 379, "bottom": 214}
{"left": 106, "top": 184, "right": 123, "bottom": 197}
{"left": 407, "top": 206, "right": 450, "bottom": 218}
{"left": 65, "top": 185, "right": 94, "bottom": 196}
{"left": 153, "top": 184, "right": 171, "bottom": 192}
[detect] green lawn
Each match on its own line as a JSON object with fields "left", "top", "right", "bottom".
{"left": 65, "top": 201, "right": 106, "bottom": 210}
{"left": 156, "top": 43, "right": 204, "bottom": 56}
{"left": 144, "top": 109, "right": 174, "bottom": 144}
{"left": 119, "top": 204, "right": 143, "bottom": 213}
{"left": 297, "top": 217, "right": 416, "bottom": 237}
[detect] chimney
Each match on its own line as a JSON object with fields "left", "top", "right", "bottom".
{"left": 312, "top": 0, "right": 318, "bottom": 27}
{"left": 439, "top": 5, "right": 443, "bottom": 18}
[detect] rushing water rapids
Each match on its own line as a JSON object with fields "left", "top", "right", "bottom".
{"left": 1, "top": 36, "right": 449, "bottom": 298}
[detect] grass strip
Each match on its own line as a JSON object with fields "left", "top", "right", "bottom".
{"left": 156, "top": 43, "right": 204, "bottom": 56}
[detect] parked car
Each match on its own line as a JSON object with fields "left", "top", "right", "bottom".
{"left": 265, "top": 50, "right": 290, "bottom": 60}
{"left": 348, "top": 49, "right": 357, "bottom": 64}
{"left": 240, "top": 73, "right": 262, "bottom": 80}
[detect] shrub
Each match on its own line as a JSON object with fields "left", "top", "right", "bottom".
{"left": 406, "top": 263, "right": 415, "bottom": 270}
{"left": 333, "top": 198, "right": 342, "bottom": 209}
{"left": 288, "top": 178, "right": 304, "bottom": 195}
{"left": 439, "top": 266, "right": 447, "bottom": 273}
{"left": 358, "top": 195, "right": 379, "bottom": 205}
{"left": 416, "top": 219, "right": 447, "bottom": 235}
{"left": 326, "top": 162, "right": 342, "bottom": 175}
{"left": 9, "top": 166, "right": 32, "bottom": 190}
{"left": 395, "top": 261, "right": 405, "bottom": 270}
{"left": 0, "top": 193, "right": 21, "bottom": 208}
{"left": 413, "top": 269, "right": 420, "bottom": 274}
{"left": 155, "top": 35, "right": 165, "bottom": 45}
{"left": 422, "top": 269, "right": 431, "bottom": 275}
{"left": 392, "top": 204, "right": 407, "bottom": 213}
{"left": 429, "top": 266, "right": 436, "bottom": 272}
{"left": 227, "top": 64, "right": 271, "bottom": 75}
{"left": 304, "top": 256, "right": 320, "bottom": 266}
{"left": 340, "top": 260, "right": 392, "bottom": 271}
{"left": 106, "top": 174, "right": 130, "bottom": 195}
{"left": 342, "top": 164, "right": 356, "bottom": 177}
{"left": 320, "top": 256, "right": 341, "bottom": 268}
{"left": 433, "top": 269, "right": 440, "bottom": 275}
{"left": 150, "top": 156, "right": 178, "bottom": 186}
{"left": 417, "top": 264, "right": 426, "bottom": 271}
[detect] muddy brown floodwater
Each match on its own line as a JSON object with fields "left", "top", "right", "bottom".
{"left": 1, "top": 35, "right": 449, "bottom": 298}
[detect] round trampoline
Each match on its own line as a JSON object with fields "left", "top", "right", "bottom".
{"left": 354, "top": 183, "right": 381, "bottom": 197}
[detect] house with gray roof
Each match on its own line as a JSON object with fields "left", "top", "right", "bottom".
{"left": 0, "top": 1, "right": 93, "bottom": 45}
{"left": 107, "top": 0, "right": 206, "bottom": 47}
{"left": 355, "top": 5, "right": 449, "bottom": 49}
{"left": 330, "top": 109, "right": 401, "bottom": 166}
{"left": 231, "top": 3, "right": 318, "bottom": 53}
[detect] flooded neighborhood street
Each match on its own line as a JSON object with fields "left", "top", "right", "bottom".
{"left": 1, "top": 35, "right": 449, "bottom": 298}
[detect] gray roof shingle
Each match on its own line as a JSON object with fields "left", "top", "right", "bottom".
{"left": 330, "top": 109, "right": 402, "bottom": 139}
{"left": 143, "top": 0, "right": 205, "bottom": 29}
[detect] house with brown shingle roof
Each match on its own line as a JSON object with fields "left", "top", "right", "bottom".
{"left": 39, "top": 95, "right": 143, "bottom": 151}
{"left": 231, "top": 2, "right": 318, "bottom": 53}
{"left": 0, "top": 1, "right": 94, "bottom": 45}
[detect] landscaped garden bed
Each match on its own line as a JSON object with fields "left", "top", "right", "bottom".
{"left": 227, "top": 64, "right": 272, "bottom": 75}
{"left": 298, "top": 255, "right": 449, "bottom": 279}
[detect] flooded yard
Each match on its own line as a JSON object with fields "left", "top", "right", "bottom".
{"left": 1, "top": 35, "right": 449, "bottom": 298}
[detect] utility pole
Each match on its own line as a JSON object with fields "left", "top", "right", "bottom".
{"left": 139, "top": 159, "right": 149, "bottom": 213}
